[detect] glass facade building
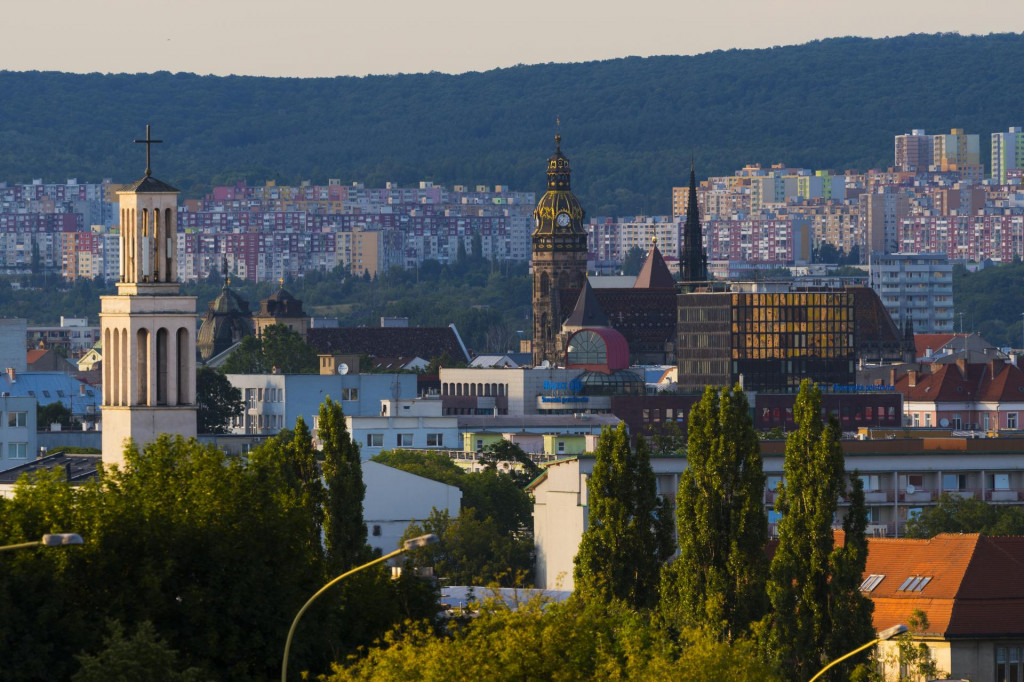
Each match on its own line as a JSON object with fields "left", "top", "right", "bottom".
{"left": 677, "top": 289, "right": 856, "bottom": 393}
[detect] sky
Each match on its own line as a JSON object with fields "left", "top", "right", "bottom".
{"left": 3, "top": 0, "right": 1022, "bottom": 78}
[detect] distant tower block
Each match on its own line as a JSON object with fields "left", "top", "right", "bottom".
{"left": 100, "top": 126, "right": 197, "bottom": 467}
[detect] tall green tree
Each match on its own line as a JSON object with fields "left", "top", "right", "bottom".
{"left": 195, "top": 366, "right": 243, "bottom": 433}
{"left": 573, "top": 423, "right": 674, "bottom": 609}
{"left": 262, "top": 324, "right": 318, "bottom": 374}
{"left": 319, "top": 397, "right": 370, "bottom": 572}
{"left": 661, "top": 385, "right": 767, "bottom": 640}
{"left": 764, "top": 380, "right": 873, "bottom": 681}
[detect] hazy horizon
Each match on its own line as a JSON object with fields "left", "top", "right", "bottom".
{"left": 2, "top": 1, "right": 1022, "bottom": 79}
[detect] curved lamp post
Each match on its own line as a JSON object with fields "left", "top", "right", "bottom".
{"left": 808, "top": 624, "right": 908, "bottom": 682}
{"left": 281, "top": 533, "right": 439, "bottom": 682}
{"left": 0, "top": 533, "right": 83, "bottom": 553}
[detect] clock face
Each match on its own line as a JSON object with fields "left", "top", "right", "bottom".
{"left": 556, "top": 212, "right": 571, "bottom": 227}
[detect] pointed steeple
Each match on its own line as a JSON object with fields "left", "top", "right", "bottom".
{"left": 563, "top": 278, "right": 608, "bottom": 329}
{"left": 683, "top": 159, "right": 707, "bottom": 282}
{"left": 634, "top": 238, "right": 676, "bottom": 289}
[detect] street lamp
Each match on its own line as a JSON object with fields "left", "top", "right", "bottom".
{"left": 0, "top": 533, "right": 84, "bottom": 553}
{"left": 808, "top": 623, "right": 908, "bottom": 682}
{"left": 281, "top": 533, "right": 439, "bottom": 682}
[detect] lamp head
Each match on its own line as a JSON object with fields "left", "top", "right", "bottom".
{"left": 402, "top": 534, "right": 439, "bottom": 550}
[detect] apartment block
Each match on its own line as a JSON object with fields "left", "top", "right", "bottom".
{"left": 869, "top": 252, "right": 954, "bottom": 334}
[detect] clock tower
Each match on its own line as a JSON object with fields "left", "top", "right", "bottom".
{"left": 531, "top": 135, "right": 588, "bottom": 366}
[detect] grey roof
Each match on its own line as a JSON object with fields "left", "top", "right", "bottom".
{"left": 119, "top": 175, "right": 180, "bottom": 193}
{"left": 0, "top": 452, "right": 100, "bottom": 485}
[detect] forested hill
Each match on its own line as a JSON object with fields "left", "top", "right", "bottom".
{"left": 2, "top": 32, "right": 1024, "bottom": 214}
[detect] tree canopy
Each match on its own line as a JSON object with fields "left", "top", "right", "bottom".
{"left": 904, "top": 492, "right": 1024, "bottom": 538}
{"left": 661, "top": 385, "right": 767, "bottom": 640}
{"left": 573, "top": 424, "right": 673, "bottom": 609}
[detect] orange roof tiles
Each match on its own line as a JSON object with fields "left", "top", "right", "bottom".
{"left": 864, "top": 534, "right": 1024, "bottom": 638}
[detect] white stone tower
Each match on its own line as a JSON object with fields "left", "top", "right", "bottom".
{"left": 100, "top": 126, "right": 197, "bottom": 467}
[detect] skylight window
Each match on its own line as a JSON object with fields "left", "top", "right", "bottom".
{"left": 860, "top": 574, "right": 885, "bottom": 592}
{"left": 897, "top": 575, "right": 932, "bottom": 592}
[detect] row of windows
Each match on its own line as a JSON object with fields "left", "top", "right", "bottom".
{"left": 365, "top": 433, "right": 445, "bottom": 448}
{"left": 441, "top": 382, "right": 508, "bottom": 397}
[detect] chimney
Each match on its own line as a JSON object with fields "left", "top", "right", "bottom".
{"left": 908, "top": 370, "right": 917, "bottom": 388}
{"left": 6, "top": 367, "right": 15, "bottom": 383}
{"left": 889, "top": 368, "right": 896, "bottom": 386}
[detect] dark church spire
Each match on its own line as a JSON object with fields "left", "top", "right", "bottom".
{"left": 683, "top": 159, "right": 707, "bottom": 282}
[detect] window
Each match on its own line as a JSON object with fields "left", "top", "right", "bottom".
{"left": 426, "top": 433, "right": 443, "bottom": 447}
{"left": 341, "top": 387, "right": 359, "bottom": 401}
{"left": 996, "top": 646, "right": 1023, "bottom": 682}
{"left": 942, "top": 473, "right": 966, "bottom": 491}
{"left": 924, "top": 413, "right": 932, "bottom": 427}
{"left": 476, "top": 438, "right": 483, "bottom": 450}
{"left": 859, "top": 574, "right": 885, "bottom": 592}
{"left": 993, "top": 473, "right": 1011, "bottom": 490}
{"left": 859, "top": 474, "right": 880, "bottom": 491}
{"left": 897, "top": 575, "right": 932, "bottom": 592}
{"left": 7, "top": 412, "right": 26, "bottom": 428}
{"left": 984, "top": 413, "right": 991, "bottom": 430}
{"left": 397, "top": 433, "right": 413, "bottom": 447}
{"left": 952, "top": 413, "right": 962, "bottom": 429}
{"left": 7, "top": 442, "right": 26, "bottom": 459}
{"left": 366, "top": 433, "right": 383, "bottom": 447}
{"left": 1009, "top": 412, "right": 1019, "bottom": 429}
{"left": 557, "top": 440, "right": 566, "bottom": 453}
{"left": 912, "top": 413, "right": 920, "bottom": 427}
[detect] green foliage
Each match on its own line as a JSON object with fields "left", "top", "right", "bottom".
{"left": 72, "top": 620, "right": 205, "bottom": 682}
{"left": 662, "top": 385, "right": 767, "bottom": 640}
{"left": 764, "top": 380, "right": 873, "bottom": 681}
{"left": 324, "top": 597, "right": 779, "bottom": 681}
{"left": 400, "top": 508, "right": 534, "bottom": 587}
{"left": 573, "top": 424, "right": 674, "bottom": 609}
{"left": 319, "top": 397, "right": 370, "bottom": 572}
{"left": 372, "top": 449, "right": 465, "bottom": 487}
{"left": 642, "top": 418, "right": 688, "bottom": 455}
{"left": 884, "top": 610, "right": 945, "bottom": 682}
{"left": 620, "top": 245, "right": 646, "bottom": 275}
{"left": 952, "top": 261, "right": 1024, "bottom": 346}
{"left": 195, "top": 365, "right": 243, "bottom": 433}
{"left": 6, "top": 34, "right": 1024, "bottom": 216}
{"left": 904, "top": 491, "right": 1024, "bottom": 537}
{"left": 262, "top": 324, "right": 318, "bottom": 373}
{"left": 476, "top": 440, "right": 541, "bottom": 489}
{"left": 37, "top": 401, "right": 74, "bottom": 430}
{"left": 372, "top": 449, "right": 533, "bottom": 536}
{"left": 221, "top": 324, "right": 316, "bottom": 374}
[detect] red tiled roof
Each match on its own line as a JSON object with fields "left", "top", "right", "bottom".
{"left": 26, "top": 349, "right": 47, "bottom": 364}
{"left": 863, "top": 534, "right": 1024, "bottom": 638}
{"left": 915, "top": 333, "right": 963, "bottom": 359}
{"left": 894, "top": 359, "right": 1024, "bottom": 403}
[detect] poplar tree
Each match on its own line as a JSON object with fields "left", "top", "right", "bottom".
{"left": 765, "top": 380, "right": 873, "bottom": 681}
{"left": 661, "top": 385, "right": 767, "bottom": 640}
{"left": 573, "top": 423, "right": 674, "bottom": 609}
{"left": 319, "top": 397, "right": 371, "bottom": 572}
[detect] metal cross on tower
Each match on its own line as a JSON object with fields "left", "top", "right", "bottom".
{"left": 133, "top": 124, "right": 163, "bottom": 177}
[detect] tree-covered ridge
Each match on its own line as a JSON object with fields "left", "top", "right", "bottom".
{"left": 3, "top": 33, "right": 1024, "bottom": 214}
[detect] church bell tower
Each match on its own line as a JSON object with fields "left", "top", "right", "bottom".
{"left": 531, "top": 135, "right": 588, "bottom": 366}
{"left": 100, "top": 126, "right": 197, "bottom": 467}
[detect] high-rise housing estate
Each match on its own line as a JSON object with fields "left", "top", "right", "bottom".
{"left": 894, "top": 129, "right": 934, "bottom": 171}
{"left": 860, "top": 187, "right": 909, "bottom": 255}
{"left": 992, "top": 126, "right": 1024, "bottom": 184}
{"left": 868, "top": 252, "right": 954, "bottom": 335}
{"left": 933, "top": 128, "right": 981, "bottom": 172}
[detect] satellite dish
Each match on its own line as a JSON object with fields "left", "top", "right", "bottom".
{"left": 906, "top": 484, "right": 916, "bottom": 494}
{"left": 541, "top": 360, "right": 551, "bottom": 368}
{"left": 337, "top": 363, "right": 349, "bottom": 375}
{"left": 939, "top": 418, "right": 949, "bottom": 427}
